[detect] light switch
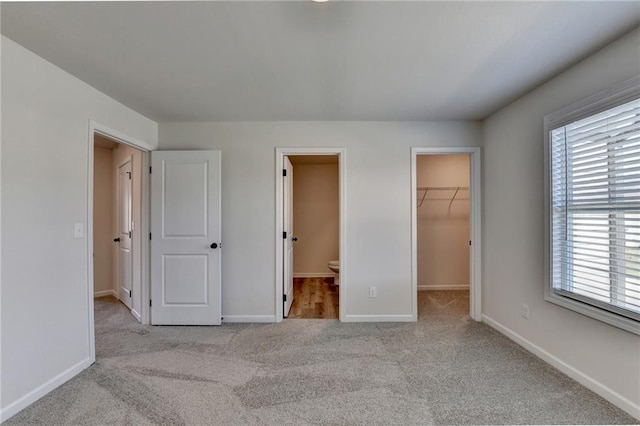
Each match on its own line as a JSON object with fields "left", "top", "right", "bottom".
{"left": 74, "top": 223, "right": 85, "bottom": 239}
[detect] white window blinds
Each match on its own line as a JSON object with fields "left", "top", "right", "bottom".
{"left": 550, "top": 98, "right": 640, "bottom": 321}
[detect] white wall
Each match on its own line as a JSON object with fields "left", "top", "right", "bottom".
{"left": 93, "top": 146, "right": 114, "bottom": 295}
{"left": 112, "top": 143, "right": 144, "bottom": 318}
{"left": 159, "top": 121, "right": 482, "bottom": 320}
{"left": 416, "top": 154, "right": 469, "bottom": 289}
{"left": 293, "top": 163, "right": 339, "bottom": 276}
{"left": 483, "top": 27, "right": 640, "bottom": 417}
{"left": 1, "top": 36, "right": 157, "bottom": 420}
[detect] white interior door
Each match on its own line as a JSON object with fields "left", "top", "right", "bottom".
{"left": 116, "top": 157, "right": 133, "bottom": 309}
{"left": 151, "top": 150, "right": 221, "bottom": 325}
{"left": 283, "top": 157, "right": 294, "bottom": 317}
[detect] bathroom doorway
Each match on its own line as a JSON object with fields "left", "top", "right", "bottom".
{"left": 286, "top": 155, "right": 340, "bottom": 319}
{"left": 275, "top": 148, "right": 346, "bottom": 322}
{"left": 411, "top": 147, "right": 482, "bottom": 322}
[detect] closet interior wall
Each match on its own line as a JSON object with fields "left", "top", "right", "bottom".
{"left": 416, "top": 154, "right": 470, "bottom": 290}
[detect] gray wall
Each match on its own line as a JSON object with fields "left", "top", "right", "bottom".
{"left": 1, "top": 36, "right": 157, "bottom": 418}
{"left": 482, "top": 27, "right": 640, "bottom": 413}
{"left": 158, "top": 121, "right": 482, "bottom": 320}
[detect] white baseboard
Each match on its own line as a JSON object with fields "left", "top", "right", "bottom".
{"left": 293, "top": 273, "right": 334, "bottom": 278}
{"left": 222, "top": 315, "right": 276, "bottom": 323}
{"left": 93, "top": 289, "right": 116, "bottom": 298}
{"left": 343, "top": 314, "right": 414, "bottom": 322}
{"left": 482, "top": 314, "right": 640, "bottom": 420}
{"left": 0, "top": 358, "right": 91, "bottom": 422}
{"left": 418, "top": 284, "right": 469, "bottom": 291}
{"left": 131, "top": 308, "right": 142, "bottom": 322}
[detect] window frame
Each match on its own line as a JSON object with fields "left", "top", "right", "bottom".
{"left": 543, "top": 76, "right": 640, "bottom": 335}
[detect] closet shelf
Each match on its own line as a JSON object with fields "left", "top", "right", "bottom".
{"left": 417, "top": 186, "right": 469, "bottom": 208}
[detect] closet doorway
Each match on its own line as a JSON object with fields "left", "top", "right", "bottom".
{"left": 275, "top": 148, "right": 347, "bottom": 322}
{"left": 411, "top": 147, "right": 482, "bottom": 321}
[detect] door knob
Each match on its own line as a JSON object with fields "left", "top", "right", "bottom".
{"left": 292, "top": 237, "right": 298, "bottom": 242}
{"left": 113, "top": 237, "right": 121, "bottom": 242}
{"left": 210, "top": 243, "right": 218, "bottom": 249}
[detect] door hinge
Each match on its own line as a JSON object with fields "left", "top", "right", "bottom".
{"left": 149, "top": 233, "right": 152, "bottom": 240}
{"left": 283, "top": 169, "right": 287, "bottom": 177}
{"left": 149, "top": 166, "right": 152, "bottom": 174}
{"left": 283, "top": 231, "right": 287, "bottom": 239}
{"left": 129, "top": 231, "right": 132, "bottom": 238}
{"left": 469, "top": 240, "right": 472, "bottom": 246}
{"left": 283, "top": 294, "right": 287, "bottom": 302}
{"left": 150, "top": 300, "right": 152, "bottom": 307}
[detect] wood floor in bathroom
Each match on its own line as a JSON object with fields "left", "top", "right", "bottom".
{"left": 288, "top": 277, "right": 339, "bottom": 319}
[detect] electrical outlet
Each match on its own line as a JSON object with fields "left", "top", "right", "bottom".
{"left": 521, "top": 303, "right": 530, "bottom": 319}
{"left": 369, "top": 287, "right": 377, "bottom": 298}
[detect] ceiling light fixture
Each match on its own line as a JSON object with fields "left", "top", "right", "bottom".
{"left": 312, "top": 0, "right": 329, "bottom": 3}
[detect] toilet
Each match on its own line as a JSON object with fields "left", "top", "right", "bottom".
{"left": 328, "top": 260, "right": 340, "bottom": 286}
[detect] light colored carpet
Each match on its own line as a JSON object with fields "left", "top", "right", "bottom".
{"left": 6, "top": 291, "right": 636, "bottom": 425}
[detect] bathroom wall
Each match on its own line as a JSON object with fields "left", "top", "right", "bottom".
{"left": 93, "top": 146, "right": 114, "bottom": 296}
{"left": 292, "top": 162, "right": 339, "bottom": 276}
{"left": 416, "top": 154, "right": 470, "bottom": 289}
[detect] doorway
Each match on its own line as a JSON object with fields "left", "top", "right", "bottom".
{"left": 415, "top": 154, "right": 470, "bottom": 318}
{"left": 285, "top": 155, "right": 340, "bottom": 319}
{"left": 88, "top": 124, "right": 222, "bottom": 361}
{"left": 87, "top": 121, "right": 153, "bottom": 363}
{"left": 411, "top": 147, "right": 482, "bottom": 321}
{"left": 92, "top": 134, "right": 143, "bottom": 318}
{"left": 275, "top": 148, "right": 346, "bottom": 322}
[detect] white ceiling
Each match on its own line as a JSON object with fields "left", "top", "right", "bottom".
{"left": 2, "top": 1, "right": 639, "bottom": 122}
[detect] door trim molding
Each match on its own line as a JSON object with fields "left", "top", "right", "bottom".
{"left": 87, "top": 120, "right": 151, "bottom": 363}
{"left": 410, "top": 147, "right": 482, "bottom": 321}
{"left": 274, "top": 147, "right": 346, "bottom": 322}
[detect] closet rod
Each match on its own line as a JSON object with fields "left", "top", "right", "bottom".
{"left": 417, "top": 186, "right": 469, "bottom": 208}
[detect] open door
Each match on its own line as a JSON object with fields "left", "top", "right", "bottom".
{"left": 150, "top": 150, "right": 221, "bottom": 325}
{"left": 283, "top": 156, "right": 294, "bottom": 317}
{"left": 116, "top": 156, "right": 133, "bottom": 309}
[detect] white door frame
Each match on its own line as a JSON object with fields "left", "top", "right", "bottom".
{"left": 275, "top": 147, "right": 346, "bottom": 322}
{"left": 87, "top": 120, "right": 154, "bottom": 363}
{"left": 411, "top": 147, "right": 482, "bottom": 321}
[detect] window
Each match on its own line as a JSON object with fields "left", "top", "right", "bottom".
{"left": 545, "top": 77, "right": 640, "bottom": 334}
